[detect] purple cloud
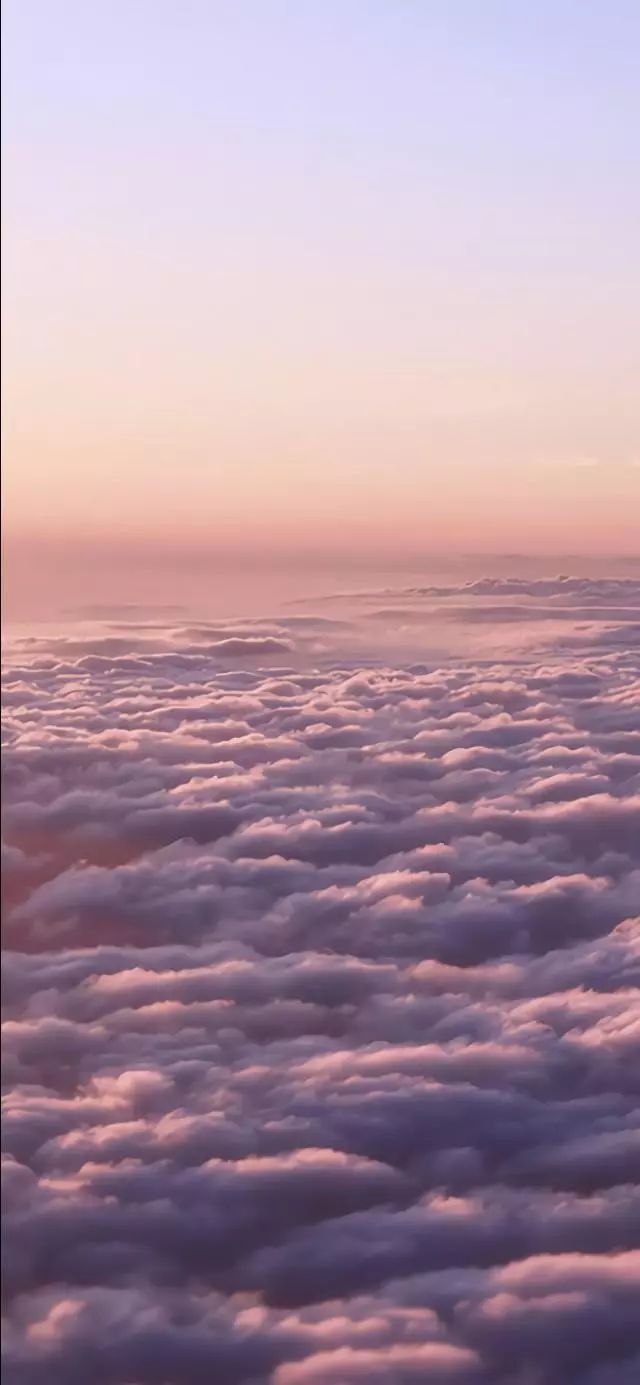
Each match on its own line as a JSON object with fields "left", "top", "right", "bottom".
{"left": 2, "top": 582, "right": 639, "bottom": 1382}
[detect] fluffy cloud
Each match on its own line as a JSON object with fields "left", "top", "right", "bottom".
{"left": 2, "top": 579, "right": 639, "bottom": 1382}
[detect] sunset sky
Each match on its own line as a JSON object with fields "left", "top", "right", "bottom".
{"left": 2, "top": 0, "right": 639, "bottom": 615}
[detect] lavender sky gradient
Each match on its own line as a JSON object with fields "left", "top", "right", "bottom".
{"left": 2, "top": 0, "right": 640, "bottom": 620}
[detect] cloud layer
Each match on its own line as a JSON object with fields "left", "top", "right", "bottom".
{"left": 3, "top": 580, "right": 639, "bottom": 1383}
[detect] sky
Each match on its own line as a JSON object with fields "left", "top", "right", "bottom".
{"left": 2, "top": 0, "right": 640, "bottom": 616}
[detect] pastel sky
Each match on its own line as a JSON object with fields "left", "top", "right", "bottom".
{"left": 2, "top": 0, "right": 639, "bottom": 603}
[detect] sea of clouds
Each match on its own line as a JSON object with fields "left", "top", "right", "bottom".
{"left": 2, "top": 575, "right": 640, "bottom": 1383}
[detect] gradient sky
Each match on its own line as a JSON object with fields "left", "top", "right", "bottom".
{"left": 2, "top": 0, "right": 639, "bottom": 607}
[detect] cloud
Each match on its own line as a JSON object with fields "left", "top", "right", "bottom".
{"left": 2, "top": 581, "right": 639, "bottom": 1382}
